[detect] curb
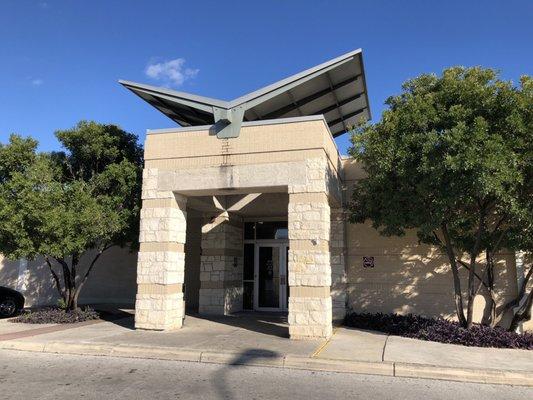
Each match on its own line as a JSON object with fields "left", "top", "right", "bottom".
{"left": 394, "top": 362, "right": 533, "bottom": 387}
{"left": 1, "top": 340, "right": 531, "bottom": 387}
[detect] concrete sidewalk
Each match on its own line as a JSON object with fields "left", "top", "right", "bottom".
{"left": 1, "top": 313, "right": 532, "bottom": 387}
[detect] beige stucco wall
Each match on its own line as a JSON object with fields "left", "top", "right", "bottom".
{"left": 144, "top": 118, "right": 341, "bottom": 175}
{"left": 0, "top": 256, "right": 57, "bottom": 306}
{"left": 342, "top": 158, "right": 523, "bottom": 327}
{"left": 0, "top": 247, "right": 137, "bottom": 308}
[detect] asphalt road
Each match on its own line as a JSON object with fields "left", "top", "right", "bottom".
{"left": 0, "top": 349, "right": 531, "bottom": 400}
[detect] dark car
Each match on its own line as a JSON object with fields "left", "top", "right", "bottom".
{"left": 0, "top": 286, "right": 25, "bottom": 317}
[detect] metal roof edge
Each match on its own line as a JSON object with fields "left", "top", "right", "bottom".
{"left": 228, "top": 48, "right": 363, "bottom": 108}
{"left": 357, "top": 51, "right": 372, "bottom": 122}
{"left": 118, "top": 80, "right": 229, "bottom": 109}
{"left": 146, "top": 114, "right": 330, "bottom": 135}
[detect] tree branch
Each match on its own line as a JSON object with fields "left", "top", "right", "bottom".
{"left": 509, "top": 287, "right": 533, "bottom": 331}
{"left": 53, "top": 256, "right": 73, "bottom": 306}
{"left": 441, "top": 223, "right": 467, "bottom": 327}
{"left": 491, "top": 227, "right": 508, "bottom": 256}
{"left": 71, "top": 252, "right": 79, "bottom": 290}
{"left": 494, "top": 263, "right": 533, "bottom": 326}
{"left": 73, "top": 245, "right": 113, "bottom": 304}
{"left": 466, "top": 210, "right": 486, "bottom": 327}
{"left": 432, "top": 231, "right": 444, "bottom": 247}
{"left": 53, "top": 257, "right": 70, "bottom": 287}
{"left": 457, "top": 259, "right": 489, "bottom": 289}
{"left": 490, "top": 214, "right": 506, "bottom": 236}
{"left": 44, "top": 256, "right": 65, "bottom": 301}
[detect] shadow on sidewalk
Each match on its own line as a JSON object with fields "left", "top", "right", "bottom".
{"left": 191, "top": 312, "right": 289, "bottom": 338}
{"left": 92, "top": 305, "right": 135, "bottom": 330}
{"left": 212, "top": 348, "right": 281, "bottom": 400}
{"left": 89, "top": 306, "right": 291, "bottom": 337}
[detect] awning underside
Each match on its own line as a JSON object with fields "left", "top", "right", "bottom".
{"left": 243, "top": 58, "right": 369, "bottom": 136}
{"left": 135, "top": 91, "right": 215, "bottom": 127}
{"left": 120, "top": 49, "right": 370, "bottom": 137}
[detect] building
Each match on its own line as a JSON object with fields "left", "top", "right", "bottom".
{"left": 118, "top": 49, "right": 525, "bottom": 338}
{"left": 1, "top": 49, "right": 527, "bottom": 337}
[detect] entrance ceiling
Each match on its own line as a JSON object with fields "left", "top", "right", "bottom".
{"left": 187, "top": 193, "right": 288, "bottom": 218}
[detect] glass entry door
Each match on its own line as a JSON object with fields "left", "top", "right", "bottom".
{"left": 254, "top": 244, "right": 288, "bottom": 311}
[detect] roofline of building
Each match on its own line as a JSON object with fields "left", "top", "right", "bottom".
{"left": 227, "top": 48, "right": 364, "bottom": 108}
{"left": 119, "top": 49, "right": 367, "bottom": 113}
{"left": 146, "top": 114, "right": 342, "bottom": 164}
{"left": 118, "top": 80, "right": 229, "bottom": 109}
{"left": 146, "top": 114, "right": 331, "bottom": 135}
{"left": 121, "top": 49, "right": 370, "bottom": 139}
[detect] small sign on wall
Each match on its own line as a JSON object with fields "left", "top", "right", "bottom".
{"left": 362, "top": 256, "right": 375, "bottom": 268}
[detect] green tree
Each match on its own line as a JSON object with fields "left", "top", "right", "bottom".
{"left": 349, "top": 67, "right": 532, "bottom": 330}
{"left": 0, "top": 121, "right": 143, "bottom": 311}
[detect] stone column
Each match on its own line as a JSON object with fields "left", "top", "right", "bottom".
{"left": 330, "top": 209, "right": 347, "bottom": 323}
{"left": 135, "top": 169, "right": 187, "bottom": 330}
{"left": 199, "top": 214, "right": 243, "bottom": 314}
{"left": 288, "top": 189, "right": 332, "bottom": 339}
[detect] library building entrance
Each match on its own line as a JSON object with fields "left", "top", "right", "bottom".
{"left": 243, "top": 221, "right": 289, "bottom": 312}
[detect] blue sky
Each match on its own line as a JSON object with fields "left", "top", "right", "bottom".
{"left": 1, "top": 1, "right": 531, "bottom": 155}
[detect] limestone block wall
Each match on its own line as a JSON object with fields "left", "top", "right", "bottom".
{"left": 199, "top": 215, "right": 244, "bottom": 315}
{"left": 287, "top": 156, "right": 341, "bottom": 339}
{"left": 135, "top": 168, "right": 187, "bottom": 330}
{"left": 288, "top": 191, "right": 332, "bottom": 339}
{"left": 141, "top": 119, "right": 344, "bottom": 337}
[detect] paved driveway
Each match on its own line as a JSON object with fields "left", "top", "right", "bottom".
{"left": 2, "top": 349, "right": 532, "bottom": 400}
{"left": 2, "top": 311, "right": 532, "bottom": 386}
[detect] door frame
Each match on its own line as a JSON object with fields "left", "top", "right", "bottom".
{"left": 253, "top": 240, "right": 289, "bottom": 312}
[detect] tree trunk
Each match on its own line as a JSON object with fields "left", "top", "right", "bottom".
{"left": 44, "top": 256, "right": 66, "bottom": 302}
{"left": 44, "top": 248, "right": 111, "bottom": 313}
{"left": 69, "top": 253, "right": 79, "bottom": 311}
{"left": 508, "top": 289, "right": 533, "bottom": 332}
{"left": 50, "top": 257, "right": 78, "bottom": 311}
{"left": 66, "top": 276, "right": 77, "bottom": 312}
{"left": 493, "top": 264, "right": 533, "bottom": 329}
{"left": 441, "top": 224, "right": 467, "bottom": 327}
{"left": 485, "top": 252, "right": 497, "bottom": 325}
{"left": 466, "top": 256, "right": 476, "bottom": 328}
{"left": 54, "top": 258, "right": 74, "bottom": 311}
{"left": 466, "top": 214, "right": 485, "bottom": 328}
{"left": 71, "top": 248, "right": 108, "bottom": 310}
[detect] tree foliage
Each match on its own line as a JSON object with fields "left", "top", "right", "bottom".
{"left": 0, "top": 121, "right": 143, "bottom": 310}
{"left": 349, "top": 67, "right": 532, "bottom": 329}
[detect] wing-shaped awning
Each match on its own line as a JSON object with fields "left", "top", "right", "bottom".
{"left": 120, "top": 49, "right": 371, "bottom": 138}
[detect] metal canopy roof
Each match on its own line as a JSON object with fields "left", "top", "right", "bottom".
{"left": 119, "top": 49, "right": 371, "bottom": 138}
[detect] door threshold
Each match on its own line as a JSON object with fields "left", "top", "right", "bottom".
{"left": 234, "top": 310, "right": 288, "bottom": 316}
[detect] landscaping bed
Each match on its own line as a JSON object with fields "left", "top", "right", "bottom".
{"left": 10, "top": 307, "right": 99, "bottom": 324}
{"left": 344, "top": 312, "right": 533, "bottom": 350}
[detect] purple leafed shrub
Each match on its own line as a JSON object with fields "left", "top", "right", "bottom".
{"left": 344, "top": 313, "right": 533, "bottom": 350}
{"left": 10, "top": 307, "right": 99, "bottom": 324}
